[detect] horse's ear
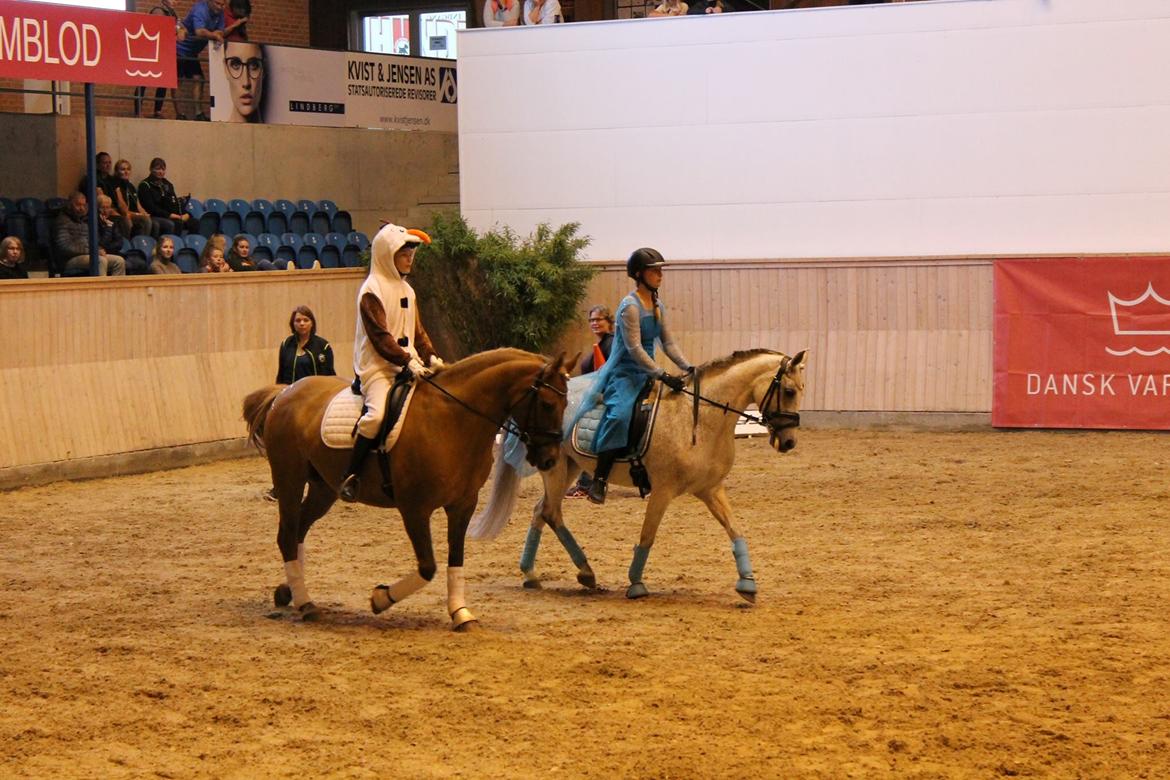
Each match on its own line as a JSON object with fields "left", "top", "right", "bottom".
{"left": 790, "top": 349, "right": 808, "bottom": 371}
{"left": 566, "top": 351, "right": 582, "bottom": 374}
{"left": 547, "top": 351, "right": 567, "bottom": 375}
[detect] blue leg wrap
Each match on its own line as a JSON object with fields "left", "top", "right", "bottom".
{"left": 628, "top": 544, "right": 651, "bottom": 585}
{"left": 553, "top": 524, "right": 588, "bottom": 569}
{"left": 732, "top": 537, "right": 756, "bottom": 594}
{"left": 519, "top": 525, "right": 542, "bottom": 573}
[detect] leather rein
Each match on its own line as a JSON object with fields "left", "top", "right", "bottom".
{"left": 675, "top": 355, "right": 801, "bottom": 443}
{"left": 418, "top": 369, "right": 567, "bottom": 446}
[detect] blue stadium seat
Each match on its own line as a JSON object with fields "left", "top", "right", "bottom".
{"left": 185, "top": 233, "right": 207, "bottom": 255}
{"left": 18, "top": 197, "right": 44, "bottom": 218}
{"left": 127, "top": 235, "right": 155, "bottom": 269}
{"left": 275, "top": 236, "right": 298, "bottom": 263}
{"left": 228, "top": 198, "right": 250, "bottom": 218}
{"left": 219, "top": 210, "right": 243, "bottom": 238}
{"left": 321, "top": 232, "right": 346, "bottom": 268}
{"left": 266, "top": 211, "right": 288, "bottom": 236}
{"left": 296, "top": 199, "right": 318, "bottom": 217}
{"left": 247, "top": 199, "right": 273, "bottom": 237}
{"left": 310, "top": 210, "right": 332, "bottom": 236}
{"left": 297, "top": 232, "right": 322, "bottom": 268}
{"left": 288, "top": 210, "right": 310, "bottom": 236}
{"left": 44, "top": 196, "right": 66, "bottom": 214}
{"left": 0, "top": 196, "right": 15, "bottom": 213}
{"left": 176, "top": 233, "right": 205, "bottom": 272}
{"left": 316, "top": 200, "right": 338, "bottom": 219}
{"left": 185, "top": 197, "right": 204, "bottom": 219}
{"left": 255, "top": 232, "right": 280, "bottom": 261}
{"left": 199, "top": 198, "right": 225, "bottom": 237}
{"left": 347, "top": 231, "right": 370, "bottom": 252}
{"left": 330, "top": 211, "right": 353, "bottom": 235}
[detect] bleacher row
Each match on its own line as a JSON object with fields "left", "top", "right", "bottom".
{"left": 0, "top": 196, "right": 371, "bottom": 276}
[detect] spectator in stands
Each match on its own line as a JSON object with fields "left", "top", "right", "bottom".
{"left": 223, "top": 41, "right": 267, "bottom": 123}
{"left": 523, "top": 0, "right": 562, "bottom": 24}
{"left": 96, "top": 194, "right": 146, "bottom": 274}
{"left": 565, "top": 304, "right": 616, "bottom": 498}
{"left": 136, "top": 0, "right": 186, "bottom": 118}
{"left": 484, "top": 0, "right": 521, "bottom": 26}
{"left": 224, "top": 0, "right": 251, "bottom": 41}
{"left": 78, "top": 152, "right": 115, "bottom": 199}
{"left": 226, "top": 234, "right": 279, "bottom": 271}
{"left": 111, "top": 159, "right": 156, "bottom": 239}
{"left": 138, "top": 158, "right": 190, "bottom": 236}
{"left": 650, "top": 0, "right": 688, "bottom": 16}
{"left": 277, "top": 305, "right": 336, "bottom": 384}
{"left": 199, "top": 234, "right": 232, "bottom": 272}
{"left": 177, "top": 0, "right": 228, "bottom": 121}
{"left": 150, "top": 235, "right": 182, "bottom": 274}
{"left": 0, "top": 236, "right": 28, "bottom": 281}
{"left": 54, "top": 192, "right": 127, "bottom": 276}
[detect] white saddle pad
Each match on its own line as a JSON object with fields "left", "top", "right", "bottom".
{"left": 320, "top": 384, "right": 417, "bottom": 450}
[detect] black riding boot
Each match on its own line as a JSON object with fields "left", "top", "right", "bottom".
{"left": 587, "top": 449, "right": 620, "bottom": 505}
{"left": 339, "top": 435, "right": 378, "bottom": 503}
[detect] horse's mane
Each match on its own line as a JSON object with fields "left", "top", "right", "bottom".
{"left": 695, "top": 349, "right": 784, "bottom": 381}
{"left": 434, "top": 347, "right": 544, "bottom": 378}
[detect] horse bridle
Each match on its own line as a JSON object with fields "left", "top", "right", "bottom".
{"left": 418, "top": 369, "right": 567, "bottom": 447}
{"left": 679, "top": 355, "right": 800, "bottom": 440}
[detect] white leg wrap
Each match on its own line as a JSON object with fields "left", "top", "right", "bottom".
{"left": 283, "top": 560, "right": 311, "bottom": 607}
{"left": 447, "top": 566, "right": 467, "bottom": 616}
{"left": 386, "top": 571, "right": 429, "bottom": 604}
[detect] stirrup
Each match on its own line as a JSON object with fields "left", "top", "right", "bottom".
{"left": 339, "top": 474, "right": 360, "bottom": 503}
{"left": 586, "top": 478, "right": 607, "bottom": 505}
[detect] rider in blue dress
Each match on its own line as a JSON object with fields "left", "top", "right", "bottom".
{"left": 583, "top": 247, "right": 693, "bottom": 504}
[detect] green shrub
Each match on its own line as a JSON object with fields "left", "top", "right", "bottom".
{"left": 405, "top": 212, "right": 596, "bottom": 357}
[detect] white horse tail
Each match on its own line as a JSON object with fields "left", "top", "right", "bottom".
{"left": 467, "top": 438, "right": 522, "bottom": 541}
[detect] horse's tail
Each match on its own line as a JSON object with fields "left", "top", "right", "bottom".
{"left": 242, "top": 384, "right": 286, "bottom": 453}
{"left": 467, "top": 437, "right": 523, "bottom": 541}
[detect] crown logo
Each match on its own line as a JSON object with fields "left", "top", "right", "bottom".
{"left": 125, "top": 24, "right": 161, "bottom": 64}
{"left": 1108, "top": 283, "right": 1170, "bottom": 336}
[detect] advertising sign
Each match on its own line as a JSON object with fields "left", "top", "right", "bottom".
{"left": 0, "top": 0, "right": 176, "bottom": 87}
{"left": 993, "top": 257, "right": 1170, "bottom": 429}
{"left": 209, "top": 42, "right": 456, "bottom": 131}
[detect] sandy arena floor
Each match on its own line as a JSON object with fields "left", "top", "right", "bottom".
{"left": 1, "top": 429, "right": 1169, "bottom": 778}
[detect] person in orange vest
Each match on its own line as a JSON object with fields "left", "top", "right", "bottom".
{"left": 565, "top": 304, "right": 616, "bottom": 498}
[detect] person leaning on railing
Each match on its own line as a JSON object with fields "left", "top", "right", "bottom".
{"left": 177, "top": 0, "right": 229, "bottom": 121}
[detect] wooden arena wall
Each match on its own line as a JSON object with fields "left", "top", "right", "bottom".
{"left": 0, "top": 258, "right": 989, "bottom": 484}
{"left": 0, "top": 272, "right": 361, "bottom": 483}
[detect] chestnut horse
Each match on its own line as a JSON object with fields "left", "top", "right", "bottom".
{"left": 242, "top": 348, "right": 573, "bottom": 630}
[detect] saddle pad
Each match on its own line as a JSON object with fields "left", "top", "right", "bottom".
{"left": 320, "top": 384, "right": 417, "bottom": 450}
{"left": 571, "top": 383, "right": 662, "bottom": 460}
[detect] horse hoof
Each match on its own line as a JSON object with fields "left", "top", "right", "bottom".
{"left": 737, "top": 589, "right": 757, "bottom": 604}
{"left": 626, "top": 582, "right": 649, "bottom": 599}
{"left": 522, "top": 578, "right": 542, "bottom": 590}
{"left": 299, "top": 602, "right": 322, "bottom": 621}
{"left": 451, "top": 607, "right": 478, "bottom": 631}
{"left": 273, "top": 584, "right": 292, "bottom": 607}
{"left": 736, "top": 578, "right": 757, "bottom": 603}
{"left": 370, "top": 585, "right": 393, "bottom": 614}
{"left": 577, "top": 571, "right": 597, "bottom": 589}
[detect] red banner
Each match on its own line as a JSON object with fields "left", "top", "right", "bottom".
{"left": 994, "top": 257, "right": 1170, "bottom": 429}
{"left": 0, "top": 0, "right": 176, "bottom": 88}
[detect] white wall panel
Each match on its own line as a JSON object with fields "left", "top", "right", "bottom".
{"left": 458, "top": 0, "right": 1170, "bottom": 260}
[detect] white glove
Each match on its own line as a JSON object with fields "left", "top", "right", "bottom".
{"left": 428, "top": 355, "right": 445, "bottom": 368}
{"left": 407, "top": 357, "right": 431, "bottom": 377}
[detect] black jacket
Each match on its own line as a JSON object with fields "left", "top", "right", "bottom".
{"left": 580, "top": 332, "right": 614, "bottom": 374}
{"left": 138, "top": 176, "right": 183, "bottom": 219}
{"left": 277, "top": 334, "right": 335, "bottom": 384}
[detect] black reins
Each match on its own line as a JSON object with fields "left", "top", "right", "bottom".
{"left": 418, "top": 369, "right": 566, "bottom": 446}
{"left": 674, "top": 356, "right": 801, "bottom": 441}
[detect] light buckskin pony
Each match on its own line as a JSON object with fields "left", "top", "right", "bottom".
{"left": 468, "top": 348, "right": 807, "bottom": 602}
{"left": 242, "top": 348, "right": 573, "bottom": 630}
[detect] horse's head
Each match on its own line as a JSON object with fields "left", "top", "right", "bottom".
{"left": 509, "top": 351, "right": 575, "bottom": 471}
{"left": 754, "top": 349, "right": 808, "bottom": 453}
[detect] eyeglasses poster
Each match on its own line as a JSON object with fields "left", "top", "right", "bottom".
{"left": 208, "top": 41, "right": 456, "bottom": 131}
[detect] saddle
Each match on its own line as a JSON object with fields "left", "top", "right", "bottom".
{"left": 571, "top": 378, "right": 661, "bottom": 461}
{"left": 320, "top": 376, "right": 417, "bottom": 452}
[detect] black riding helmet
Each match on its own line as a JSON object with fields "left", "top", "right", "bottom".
{"left": 626, "top": 247, "right": 666, "bottom": 280}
